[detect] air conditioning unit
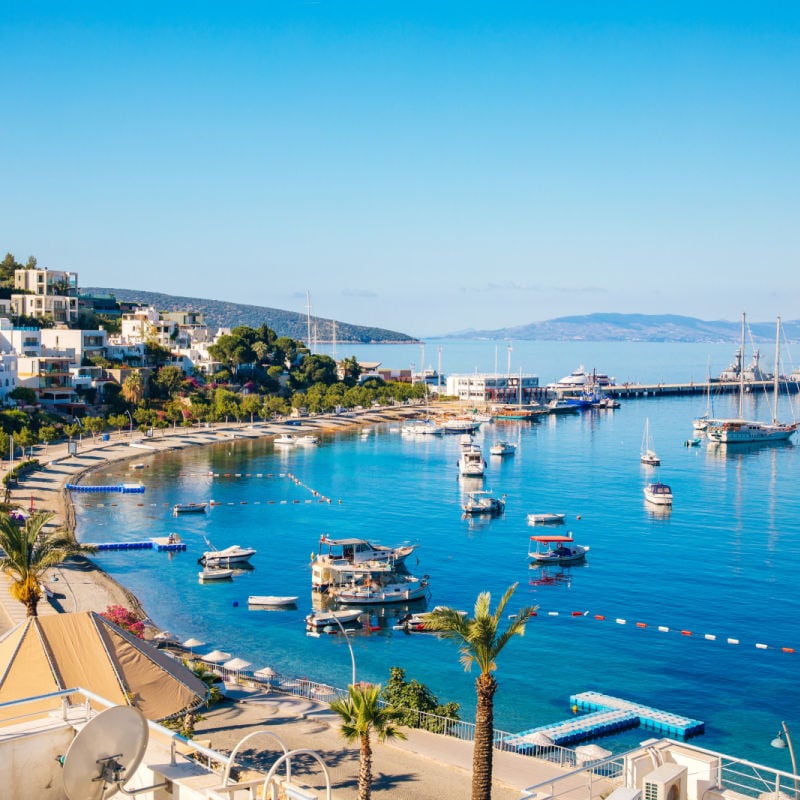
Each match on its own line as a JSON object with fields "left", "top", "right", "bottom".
{"left": 643, "top": 764, "right": 687, "bottom": 800}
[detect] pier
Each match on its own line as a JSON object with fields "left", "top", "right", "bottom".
{"left": 65, "top": 483, "right": 145, "bottom": 493}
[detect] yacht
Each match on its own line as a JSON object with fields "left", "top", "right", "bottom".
{"left": 458, "top": 444, "right": 486, "bottom": 477}
{"left": 200, "top": 544, "right": 257, "bottom": 565}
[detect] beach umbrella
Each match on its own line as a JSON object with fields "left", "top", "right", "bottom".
{"left": 201, "top": 649, "right": 232, "bottom": 663}
{"left": 529, "top": 731, "right": 555, "bottom": 748}
{"left": 181, "top": 637, "right": 205, "bottom": 656}
{"left": 254, "top": 666, "right": 276, "bottom": 678}
{"left": 223, "top": 657, "right": 252, "bottom": 671}
{"left": 575, "top": 744, "right": 612, "bottom": 764}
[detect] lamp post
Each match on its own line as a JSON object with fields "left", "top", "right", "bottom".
{"left": 330, "top": 615, "right": 357, "bottom": 686}
{"left": 126, "top": 409, "right": 133, "bottom": 435}
{"left": 771, "top": 721, "right": 798, "bottom": 797}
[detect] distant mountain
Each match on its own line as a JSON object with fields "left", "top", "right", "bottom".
{"left": 84, "top": 288, "right": 417, "bottom": 344}
{"left": 445, "top": 313, "right": 800, "bottom": 343}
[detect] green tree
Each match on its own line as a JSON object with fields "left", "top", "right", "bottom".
{"left": 38, "top": 425, "right": 58, "bottom": 451}
{"left": 15, "top": 427, "right": 36, "bottom": 458}
{"left": 212, "top": 387, "right": 239, "bottom": 422}
{"left": 0, "top": 511, "right": 94, "bottom": 617}
{"left": 63, "top": 423, "right": 81, "bottom": 441}
{"left": 107, "top": 413, "right": 129, "bottom": 435}
{"left": 9, "top": 386, "right": 37, "bottom": 405}
{"left": 380, "top": 666, "right": 461, "bottom": 732}
{"left": 423, "top": 584, "right": 536, "bottom": 800}
{"left": 83, "top": 417, "right": 106, "bottom": 440}
{"left": 329, "top": 683, "right": 406, "bottom": 800}
{"left": 340, "top": 355, "right": 362, "bottom": 386}
{"left": 240, "top": 394, "right": 262, "bottom": 423}
{"left": 121, "top": 371, "right": 145, "bottom": 405}
{"left": 152, "top": 365, "right": 184, "bottom": 399}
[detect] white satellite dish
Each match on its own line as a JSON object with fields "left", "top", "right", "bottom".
{"left": 62, "top": 705, "right": 150, "bottom": 800}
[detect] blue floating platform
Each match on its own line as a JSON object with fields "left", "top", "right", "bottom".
{"left": 504, "top": 709, "right": 639, "bottom": 751}
{"left": 66, "top": 483, "right": 145, "bottom": 494}
{"left": 570, "top": 691, "right": 704, "bottom": 738}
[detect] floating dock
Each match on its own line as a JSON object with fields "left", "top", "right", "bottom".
{"left": 66, "top": 483, "right": 145, "bottom": 494}
{"left": 570, "top": 691, "right": 704, "bottom": 738}
{"left": 89, "top": 538, "right": 186, "bottom": 552}
{"left": 504, "top": 709, "right": 639, "bottom": 751}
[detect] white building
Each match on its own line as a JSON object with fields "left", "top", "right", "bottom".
{"left": 445, "top": 372, "right": 540, "bottom": 404}
{"left": 11, "top": 267, "right": 79, "bottom": 324}
{"left": 40, "top": 328, "right": 108, "bottom": 365}
{"left": 112, "top": 306, "right": 177, "bottom": 348}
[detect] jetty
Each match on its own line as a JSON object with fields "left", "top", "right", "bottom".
{"left": 65, "top": 482, "right": 145, "bottom": 493}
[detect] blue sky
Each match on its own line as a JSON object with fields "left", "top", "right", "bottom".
{"left": 2, "top": 2, "right": 799, "bottom": 338}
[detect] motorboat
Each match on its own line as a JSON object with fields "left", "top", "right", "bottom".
{"left": 441, "top": 417, "right": 482, "bottom": 434}
{"left": 489, "top": 441, "right": 516, "bottom": 456}
{"left": 640, "top": 418, "right": 660, "bottom": 466}
{"left": 644, "top": 481, "right": 673, "bottom": 505}
{"left": 394, "top": 606, "right": 467, "bottom": 633}
{"left": 200, "top": 544, "right": 257, "bottom": 565}
{"left": 172, "top": 502, "right": 208, "bottom": 515}
{"left": 459, "top": 433, "right": 474, "bottom": 448}
{"left": 528, "top": 535, "right": 589, "bottom": 565}
{"left": 274, "top": 433, "right": 296, "bottom": 445}
{"left": 296, "top": 435, "right": 319, "bottom": 445}
{"left": 198, "top": 568, "right": 234, "bottom": 582}
{"left": 248, "top": 595, "right": 299, "bottom": 607}
{"left": 458, "top": 445, "right": 486, "bottom": 477}
{"left": 526, "top": 512, "right": 566, "bottom": 526}
{"left": 463, "top": 490, "right": 506, "bottom": 516}
{"left": 305, "top": 609, "right": 363, "bottom": 629}
{"left": 333, "top": 575, "right": 429, "bottom": 605}
{"left": 402, "top": 419, "right": 444, "bottom": 436}
{"left": 684, "top": 437, "right": 701, "bottom": 447}
{"left": 546, "top": 399, "right": 580, "bottom": 415}
{"left": 315, "top": 535, "right": 415, "bottom": 566}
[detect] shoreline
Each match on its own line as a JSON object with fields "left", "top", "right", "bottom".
{"left": 0, "top": 405, "right": 434, "bottom": 635}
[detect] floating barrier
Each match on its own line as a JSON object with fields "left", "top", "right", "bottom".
{"left": 66, "top": 483, "right": 145, "bottom": 494}
{"left": 88, "top": 538, "right": 186, "bottom": 552}
{"left": 570, "top": 691, "right": 704, "bottom": 738}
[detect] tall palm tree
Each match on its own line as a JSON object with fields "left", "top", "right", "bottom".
{"left": 0, "top": 510, "right": 92, "bottom": 617}
{"left": 329, "top": 682, "right": 407, "bottom": 800}
{"left": 423, "top": 583, "right": 537, "bottom": 800}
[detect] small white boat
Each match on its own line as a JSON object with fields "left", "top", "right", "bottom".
{"left": 463, "top": 490, "right": 506, "bottom": 516}
{"left": 528, "top": 535, "right": 589, "bottom": 565}
{"left": 333, "top": 576, "right": 429, "bottom": 605}
{"left": 458, "top": 445, "right": 486, "bottom": 477}
{"left": 526, "top": 513, "right": 566, "bottom": 526}
{"left": 130, "top": 463, "right": 146, "bottom": 470}
{"left": 274, "top": 433, "right": 296, "bottom": 445}
{"left": 640, "top": 418, "right": 660, "bottom": 466}
{"left": 198, "top": 568, "right": 234, "bottom": 582}
{"left": 490, "top": 441, "right": 516, "bottom": 456}
{"left": 546, "top": 399, "right": 580, "bottom": 415}
{"left": 305, "top": 609, "right": 363, "bottom": 629}
{"left": 173, "top": 502, "right": 208, "bottom": 515}
{"left": 248, "top": 595, "right": 299, "bottom": 607}
{"left": 296, "top": 435, "right": 319, "bottom": 445}
{"left": 200, "top": 544, "right": 257, "bottom": 565}
{"left": 644, "top": 481, "right": 673, "bottom": 505}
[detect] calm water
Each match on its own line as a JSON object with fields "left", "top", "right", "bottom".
{"left": 72, "top": 343, "right": 800, "bottom": 770}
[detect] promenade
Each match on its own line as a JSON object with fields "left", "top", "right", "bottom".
{"left": 0, "top": 406, "right": 575, "bottom": 799}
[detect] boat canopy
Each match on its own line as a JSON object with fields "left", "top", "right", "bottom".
{"left": 530, "top": 535, "right": 575, "bottom": 544}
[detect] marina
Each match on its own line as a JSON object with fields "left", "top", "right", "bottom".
{"left": 68, "top": 343, "right": 800, "bottom": 769}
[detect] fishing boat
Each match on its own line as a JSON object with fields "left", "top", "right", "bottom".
{"left": 462, "top": 490, "right": 506, "bottom": 516}
{"left": 248, "top": 595, "right": 299, "bottom": 607}
{"left": 643, "top": 481, "right": 673, "bottom": 505}
{"left": 458, "top": 445, "right": 486, "bottom": 477}
{"left": 172, "top": 502, "right": 208, "bottom": 515}
{"left": 640, "top": 418, "right": 660, "bottom": 466}
{"left": 528, "top": 535, "right": 589, "bottom": 565}
{"left": 706, "top": 315, "right": 798, "bottom": 444}
{"left": 526, "top": 512, "right": 566, "bottom": 525}
{"left": 333, "top": 575, "right": 429, "bottom": 605}
{"left": 489, "top": 441, "right": 516, "bottom": 456}
{"left": 305, "top": 609, "right": 363, "bottom": 629}
{"left": 198, "top": 568, "right": 234, "bottom": 582}
{"left": 200, "top": 544, "right": 257, "bottom": 565}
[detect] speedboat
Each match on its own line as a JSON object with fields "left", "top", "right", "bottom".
{"left": 526, "top": 512, "right": 566, "bottom": 526}
{"left": 546, "top": 399, "right": 580, "bottom": 415}
{"left": 333, "top": 575, "right": 429, "bottom": 605}
{"left": 528, "top": 535, "right": 589, "bottom": 565}
{"left": 305, "top": 609, "right": 363, "bottom": 629}
{"left": 296, "top": 434, "right": 319, "bottom": 445}
{"left": 458, "top": 445, "right": 486, "bottom": 477}
{"left": 489, "top": 441, "right": 516, "bottom": 456}
{"left": 644, "top": 482, "right": 673, "bottom": 505}
{"left": 274, "top": 433, "right": 296, "bottom": 445}
{"left": 198, "top": 568, "right": 234, "bottom": 582}
{"left": 173, "top": 502, "right": 208, "bottom": 515}
{"left": 463, "top": 490, "right": 506, "bottom": 516}
{"left": 248, "top": 595, "right": 299, "bottom": 608}
{"left": 200, "top": 544, "right": 256, "bottom": 565}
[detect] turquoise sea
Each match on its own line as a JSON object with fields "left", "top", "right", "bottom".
{"left": 72, "top": 341, "right": 800, "bottom": 772}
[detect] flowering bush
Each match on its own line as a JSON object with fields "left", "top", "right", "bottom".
{"left": 101, "top": 604, "right": 145, "bottom": 638}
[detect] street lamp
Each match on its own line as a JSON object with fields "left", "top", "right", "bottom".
{"left": 125, "top": 410, "right": 133, "bottom": 434}
{"left": 771, "top": 721, "right": 798, "bottom": 796}
{"left": 330, "top": 615, "right": 357, "bottom": 686}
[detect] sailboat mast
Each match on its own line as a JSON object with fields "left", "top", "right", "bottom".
{"left": 738, "top": 312, "right": 745, "bottom": 419}
{"left": 773, "top": 316, "right": 781, "bottom": 424}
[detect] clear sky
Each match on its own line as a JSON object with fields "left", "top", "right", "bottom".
{"left": 3, "top": 2, "right": 799, "bottom": 338}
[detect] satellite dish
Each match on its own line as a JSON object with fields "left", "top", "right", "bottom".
{"left": 62, "top": 705, "right": 149, "bottom": 800}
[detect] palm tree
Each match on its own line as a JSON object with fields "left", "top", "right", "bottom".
{"left": 423, "top": 583, "right": 537, "bottom": 800}
{"left": 0, "top": 510, "right": 92, "bottom": 617}
{"left": 329, "top": 682, "right": 407, "bottom": 800}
